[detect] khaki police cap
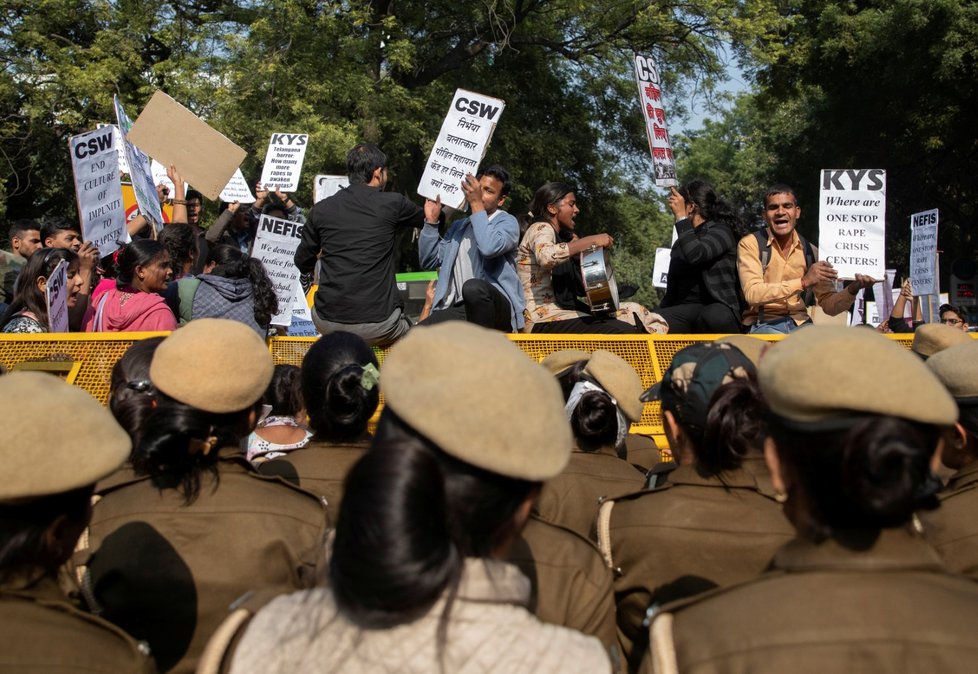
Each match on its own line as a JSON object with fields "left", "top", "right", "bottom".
{"left": 759, "top": 325, "right": 957, "bottom": 426}
{"left": 150, "top": 318, "right": 274, "bottom": 414}
{"left": 912, "top": 323, "right": 972, "bottom": 359}
{"left": 540, "top": 349, "right": 590, "bottom": 376}
{"left": 927, "top": 340, "right": 978, "bottom": 401}
{"left": 0, "top": 372, "right": 130, "bottom": 501}
{"left": 583, "top": 350, "right": 644, "bottom": 422}
{"left": 381, "top": 322, "right": 572, "bottom": 481}
{"left": 716, "top": 334, "right": 768, "bottom": 367}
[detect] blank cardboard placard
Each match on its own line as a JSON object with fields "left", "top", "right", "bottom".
{"left": 126, "top": 91, "right": 246, "bottom": 200}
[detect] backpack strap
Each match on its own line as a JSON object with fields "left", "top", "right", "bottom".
{"left": 92, "top": 293, "right": 110, "bottom": 333}
{"left": 176, "top": 278, "right": 201, "bottom": 325}
{"left": 753, "top": 230, "right": 772, "bottom": 323}
{"left": 797, "top": 233, "right": 818, "bottom": 307}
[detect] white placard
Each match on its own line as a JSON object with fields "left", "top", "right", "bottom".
{"left": 313, "top": 174, "right": 349, "bottom": 204}
{"left": 259, "top": 133, "right": 309, "bottom": 192}
{"left": 418, "top": 89, "right": 505, "bottom": 209}
{"left": 817, "top": 168, "right": 886, "bottom": 279}
{"left": 873, "top": 269, "right": 897, "bottom": 324}
{"left": 114, "top": 96, "right": 164, "bottom": 227}
{"left": 910, "top": 208, "right": 939, "bottom": 296}
{"left": 45, "top": 260, "right": 70, "bottom": 333}
{"left": 251, "top": 214, "right": 304, "bottom": 326}
{"left": 97, "top": 124, "right": 130, "bottom": 175}
{"left": 634, "top": 54, "right": 678, "bottom": 187}
{"left": 68, "top": 128, "right": 127, "bottom": 256}
{"left": 219, "top": 168, "right": 256, "bottom": 203}
{"left": 652, "top": 247, "right": 672, "bottom": 289}
{"left": 150, "top": 159, "right": 188, "bottom": 198}
{"left": 287, "top": 279, "right": 317, "bottom": 336}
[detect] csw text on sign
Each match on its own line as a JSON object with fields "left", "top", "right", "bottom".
{"left": 69, "top": 128, "right": 128, "bottom": 257}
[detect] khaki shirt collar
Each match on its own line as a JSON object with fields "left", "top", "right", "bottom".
{"left": 669, "top": 457, "right": 769, "bottom": 492}
{"left": 773, "top": 526, "right": 945, "bottom": 573}
{"left": 944, "top": 460, "right": 978, "bottom": 494}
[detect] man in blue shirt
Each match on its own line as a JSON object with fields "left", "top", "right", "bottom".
{"left": 418, "top": 165, "right": 523, "bottom": 332}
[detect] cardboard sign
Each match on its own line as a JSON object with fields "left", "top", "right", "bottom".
{"left": 219, "top": 168, "right": 256, "bottom": 204}
{"left": 114, "top": 97, "right": 164, "bottom": 227}
{"left": 652, "top": 247, "right": 672, "bottom": 289}
{"left": 127, "top": 91, "right": 247, "bottom": 200}
{"left": 45, "top": 260, "right": 70, "bottom": 333}
{"left": 259, "top": 133, "right": 309, "bottom": 192}
{"left": 68, "top": 128, "right": 127, "bottom": 256}
{"left": 817, "top": 169, "right": 886, "bottom": 279}
{"left": 418, "top": 89, "right": 505, "bottom": 209}
{"left": 634, "top": 54, "right": 678, "bottom": 187}
{"left": 251, "top": 214, "right": 304, "bottom": 326}
{"left": 313, "top": 174, "right": 349, "bottom": 204}
{"left": 910, "top": 208, "right": 939, "bottom": 296}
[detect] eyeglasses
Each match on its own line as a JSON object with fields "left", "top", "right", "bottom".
{"left": 941, "top": 318, "right": 964, "bottom": 326}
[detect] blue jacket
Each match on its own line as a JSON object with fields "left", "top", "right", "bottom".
{"left": 419, "top": 209, "right": 524, "bottom": 330}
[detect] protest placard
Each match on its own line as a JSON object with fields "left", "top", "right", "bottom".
{"left": 127, "top": 91, "right": 247, "bottom": 200}
{"left": 910, "top": 208, "right": 938, "bottom": 296}
{"left": 97, "top": 124, "right": 130, "bottom": 175}
{"left": 418, "top": 89, "right": 506, "bottom": 209}
{"left": 313, "top": 175, "right": 349, "bottom": 204}
{"left": 634, "top": 54, "right": 678, "bottom": 187}
{"left": 259, "top": 133, "right": 309, "bottom": 192}
{"left": 251, "top": 214, "right": 305, "bottom": 326}
{"left": 69, "top": 128, "right": 127, "bottom": 256}
{"left": 652, "top": 247, "right": 672, "bottom": 289}
{"left": 114, "top": 96, "right": 164, "bottom": 227}
{"left": 817, "top": 169, "right": 886, "bottom": 279}
{"left": 220, "top": 168, "right": 256, "bottom": 203}
{"left": 45, "top": 260, "right": 70, "bottom": 333}
{"left": 287, "top": 279, "right": 318, "bottom": 336}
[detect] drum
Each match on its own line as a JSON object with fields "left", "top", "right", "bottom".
{"left": 580, "top": 247, "right": 619, "bottom": 315}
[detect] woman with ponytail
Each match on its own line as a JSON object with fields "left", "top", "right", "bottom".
{"left": 85, "top": 239, "right": 176, "bottom": 332}
{"left": 226, "top": 322, "right": 611, "bottom": 673}
{"left": 258, "top": 332, "right": 379, "bottom": 516}
{"left": 646, "top": 327, "right": 978, "bottom": 674}
{"left": 85, "top": 320, "right": 327, "bottom": 674}
{"left": 174, "top": 244, "right": 278, "bottom": 335}
{"left": 655, "top": 180, "right": 746, "bottom": 334}
{"left": 597, "top": 340, "right": 794, "bottom": 671}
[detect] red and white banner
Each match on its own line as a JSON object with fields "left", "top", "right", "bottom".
{"left": 634, "top": 54, "right": 677, "bottom": 187}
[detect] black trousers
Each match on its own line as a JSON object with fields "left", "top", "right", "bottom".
{"left": 654, "top": 302, "right": 741, "bottom": 334}
{"left": 418, "top": 279, "right": 513, "bottom": 332}
{"left": 530, "top": 315, "right": 641, "bottom": 334}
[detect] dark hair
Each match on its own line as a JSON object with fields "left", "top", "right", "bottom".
{"left": 133, "top": 394, "right": 256, "bottom": 504}
{"left": 557, "top": 363, "right": 620, "bottom": 452}
{"left": 109, "top": 337, "right": 166, "bottom": 450}
{"left": 0, "top": 247, "right": 77, "bottom": 330}
{"left": 185, "top": 190, "right": 203, "bottom": 204}
{"left": 477, "top": 164, "right": 512, "bottom": 197}
{"left": 159, "top": 223, "right": 199, "bottom": 278}
{"left": 346, "top": 143, "right": 387, "bottom": 184}
{"left": 39, "top": 217, "right": 79, "bottom": 245}
{"left": 523, "top": 182, "right": 575, "bottom": 232}
{"left": 9, "top": 218, "right": 39, "bottom": 240}
{"left": 763, "top": 183, "right": 798, "bottom": 206}
{"left": 679, "top": 179, "right": 747, "bottom": 238}
{"left": 263, "top": 364, "right": 304, "bottom": 417}
{"left": 301, "top": 332, "right": 379, "bottom": 440}
{"left": 205, "top": 245, "right": 278, "bottom": 327}
{"left": 698, "top": 375, "right": 767, "bottom": 476}
{"left": 0, "top": 486, "right": 93, "bottom": 583}
{"left": 116, "top": 239, "right": 166, "bottom": 288}
{"left": 330, "top": 409, "right": 536, "bottom": 627}
{"left": 769, "top": 415, "right": 942, "bottom": 539}
{"left": 939, "top": 304, "right": 968, "bottom": 322}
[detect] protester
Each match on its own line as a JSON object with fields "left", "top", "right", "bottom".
{"left": 886, "top": 278, "right": 924, "bottom": 333}
{"left": 0, "top": 373, "right": 154, "bottom": 673}
{"left": 517, "top": 181, "right": 667, "bottom": 334}
{"left": 654, "top": 181, "right": 744, "bottom": 333}
{"left": 247, "top": 364, "right": 312, "bottom": 464}
{"left": 535, "top": 350, "right": 646, "bottom": 540}
{"left": 245, "top": 184, "right": 305, "bottom": 237}
{"left": 259, "top": 332, "right": 379, "bottom": 518}
{"left": 294, "top": 142, "right": 440, "bottom": 346}
{"left": 647, "top": 327, "right": 978, "bottom": 673}
{"left": 910, "top": 322, "right": 971, "bottom": 359}
{"left": 172, "top": 244, "right": 276, "bottom": 335}
{"left": 2, "top": 219, "right": 41, "bottom": 303}
{"left": 84, "top": 319, "right": 327, "bottom": 674}
{"left": 222, "top": 322, "right": 612, "bottom": 672}
{"left": 0, "top": 248, "right": 82, "bottom": 333}
{"left": 597, "top": 341, "right": 793, "bottom": 670}
{"left": 159, "top": 223, "right": 200, "bottom": 281}
{"left": 939, "top": 303, "right": 971, "bottom": 331}
{"left": 738, "top": 183, "right": 874, "bottom": 333}
{"left": 85, "top": 239, "right": 176, "bottom": 332}
{"left": 418, "top": 165, "right": 523, "bottom": 331}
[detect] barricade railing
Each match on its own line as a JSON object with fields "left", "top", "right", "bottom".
{"left": 1, "top": 332, "right": 922, "bottom": 439}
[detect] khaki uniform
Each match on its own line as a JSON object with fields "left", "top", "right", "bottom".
{"left": 598, "top": 457, "right": 793, "bottom": 670}
{"left": 624, "top": 433, "right": 662, "bottom": 473}
{"left": 508, "top": 515, "right": 618, "bottom": 652}
{"left": 921, "top": 460, "right": 978, "bottom": 578}
{"left": 257, "top": 439, "right": 367, "bottom": 521}
{"left": 648, "top": 527, "right": 978, "bottom": 674}
{"left": 0, "top": 576, "right": 155, "bottom": 674}
{"left": 85, "top": 450, "right": 327, "bottom": 674}
{"left": 536, "top": 447, "right": 646, "bottom": 540}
